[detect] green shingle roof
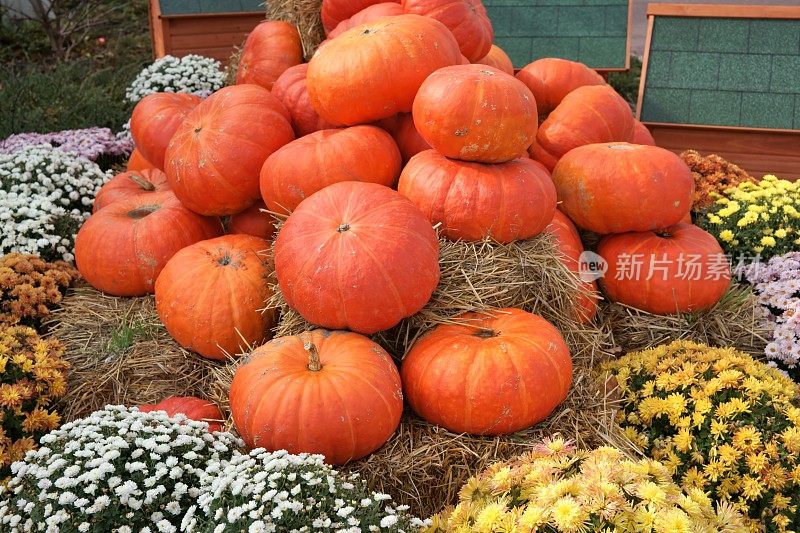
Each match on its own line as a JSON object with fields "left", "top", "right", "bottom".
{"left": 159, "top": 0, "right": 263, "bottom": 15}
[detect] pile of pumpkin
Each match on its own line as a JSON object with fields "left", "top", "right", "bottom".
{"left": 72, "top": 0, "right": 732, "bottom": 467}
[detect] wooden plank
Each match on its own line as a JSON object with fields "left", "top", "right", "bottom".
{"left": 149, "top": 0, "right": 166, "bottom": 59}
{"left": 168, "top": 15, "right": 265, "bottom": 36}
{"left": 646, "top": 4, "right": 800, "bottom": 19}
{"left": 169, "top": 47, "right": 238, "bottom": 62}
{"left": 635, "top": 14, "right": 654, "bottom": 120}
{"left": 170, "top": 31, "right": 252, "bottom": 49}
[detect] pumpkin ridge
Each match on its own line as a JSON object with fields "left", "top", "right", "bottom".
{"left": 511, "top": 333, "right": 571, "bottom": 400}
{"left": 350, "top": 228, "right": 410, "bottom": 321}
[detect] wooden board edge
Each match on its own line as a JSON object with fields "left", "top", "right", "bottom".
{"left": 641, "top": 121, "right": 800, "bottom": 135}
{"left": 625, "top": 0, "right": 633, "bottom": 69}
{"left": 635, "top": 14, "right": 654, "bottom": 120}
{"left": 149, "top": 0, "right": 165, "bottom": 59}
{"left": 646, "top": 4, "right": 800, "bottom": 19}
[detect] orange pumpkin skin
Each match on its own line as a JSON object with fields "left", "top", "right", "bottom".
{"left": 271, "top": 64, "right": 339, "bottom": 137}
{"left": 307, "top": 15, "right": 462, "bottom": 126}
{"left": 552, "top": 143, "right": 694, "bottom": 234}
{"left": 228, "top": 201, "right": 275, "bottom": 240}
{"left": 236, "top": 21, "right": 303, "bottom": 90}
{"left": 229, "top": 329, "right": 403, "bottom": 464}
{"left": 155, "top": 234, "right": 274, "bottom": 360}
{"left": 546, "top": 210, "right": 598, "bottom": 323}
{"left": 474, "top": 44, "right": 514, "bottom": 75}
{"left": 322, "top": 0, "right": 399, "bottom": 33}
{"left": 531, "top": 85, "right": 635, "bottom": 171}
{"left": 598, "top": 223, "right": 731, "bottom": 315}
{"left": 412, "top": 64, "right": 537, "bottom": 163}
{"left": 401, "top": 0, "right": 493, "bottom": 62}
{"left": 260, "top": 126, "right": 402, "bottom": 215}
{"left": 93, "top": 169, "right": 170, "bottom": 212}
{"left": 398, "top": 150, "right": 555, "bottom": 242}
{"left": 274, "top": 181, "right": 439, "bottom": 334}
{"left": 515, "top": 58, "right": 605, "bottom": 118}
{"left": 139, "top": 396, "right": 224, "bottom": 432}
{"left": 165, "top": 85, "right": 295, "bottom": 216}
{"left": 126, "top": 148, "right": 157, "bottom": 171}
{"left": 632, "top": 119, "right": 656, "bottom": 145}
{"left": 401, "top": 308, "right": 572, "bottom": 435}
{"left": 130, "top": 93, "right": 202, "bottom": 169}
{"left": 75, "top": 191, "right": 223, "bottom": 296}
{"left": 329, "top": 2, "right": 403, "bottom": 37}
{"left": 390, "top": 113, "right": 431, "bottom": 163}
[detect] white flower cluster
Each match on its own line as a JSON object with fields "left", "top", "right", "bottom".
{"left": 0, "top": 145, "right": 112, "bottom": 261}
{"left": 0, "top": 406, "right": 242, "bottom": 533}
{"left": 185, "top": 448, "right": 422, "bottom": 533}
{"left": 126, "top": 55, "right": 226, "bottom": 103}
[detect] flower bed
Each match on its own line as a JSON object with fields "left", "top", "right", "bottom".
{"left": 125, "top": 55, "right": 226, "bottom": 103}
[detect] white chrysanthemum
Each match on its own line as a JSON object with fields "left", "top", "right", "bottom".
{"left": 126, "top": 55, "right": 225, "bottom": 103}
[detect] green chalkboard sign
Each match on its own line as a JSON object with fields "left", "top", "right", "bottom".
{"left": 639, "top": 8, "right": 800, "bottom": 130}
{"left": 159, "top": 0, "right": 263, "bottom": 15}
{"left": 484, "top": 0, "right": 631, "bottom": 70}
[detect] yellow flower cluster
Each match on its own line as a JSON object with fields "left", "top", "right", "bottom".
{"left": 698, "top": 175, "right": 800, "bottom": 260}
{"left": 427, "top": 437, "right": 747, "bottom": 533}
{"left": 0, "top": 253, "right": 77, "bottom": 326}
{"left": 0, "top": 325, "right": 68, "bottom": 476}
{"left": 603, "top": 340, "right": 800, "bottom": 532}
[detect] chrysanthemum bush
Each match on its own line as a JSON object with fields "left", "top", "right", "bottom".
{"left": 427, "top": 437, "right": 746, "bottom": 533}
{"left": 742, "top": 253, "right": 800, "bottom": 377}
{"left": 603, "top": 340, "right": 800, "bottom": 532}
{"left": 0, "top": 253, "right": 78, "bottom": 326}
{"left": 0, "top": 128, "right": 133, "bottom": 166}
{"left": 0, "top": 145, "right": 110, "bottom": 261}
{"left": 680, "top": 150, "right": 755, "bottom": 212}
{"left": 696, "top": 175, "right": 800, "bottom": 261}
{"left": 126, "top": 55, "right": 225, "bottom": 103}
{"left": 0, "top": 325, "right": 68, "bottom": 477}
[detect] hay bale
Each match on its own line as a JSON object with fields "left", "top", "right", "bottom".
{"left": 44, "top": 286, "right": 234, "bottom": 422}
{"left": 225, "top": 46, "right": 242, "bottom": 86}
{"left": 265, "top": 0, "right": 325, "bottom": 60}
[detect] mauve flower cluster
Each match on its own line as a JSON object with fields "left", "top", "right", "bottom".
{"left": 0, "top": 128, "right": 133, "bottom": 163}
{"left": 743, "top": 252, "right": 800, "bottom": 373}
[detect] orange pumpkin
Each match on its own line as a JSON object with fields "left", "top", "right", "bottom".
{"left": 155, "top": 234, "right": 274, "bottom": 360}
{"left": 552, "top": 143, "right": 694, "bottom": 234}
{"left": 229, "top": 329, "right": 403, "bottom": 464}
{"left": 93, "top": 169, "right": 170, "bottom": 212}
{"left": 130, "top": 93, "right": 202, "bottom": 170}
{"left": 165, "top": 85, "right": 295, "bottom": 216}
{"left": 633, "top": 119, "right": 656, "bottom": 145}
{"left": 531, "top": 85, "right": 635, "bottom": 170}
{"left": 515, "top": 58, "right": 605, "bottom": 119}
{"left": 474, "top": 44, "right": 514, "bottom": 75}
{"left": 260, "top": 126, "right": 402, "bottom": 214}
{"left": 126, "top": 148, "right": 157, "bottom": 171}
{"left": 546, "top": 210, "right": 598, "bottom": 323}
{"left": 401, "top": 0, "right": 493, "bottom": 62}
{"left": 388, "top": 113, "right": 431, "bottom": 163}
{"left": 236, "top": 21, "right": 303, "bottom": 90}
{"left": 75, "top": 191, "right": 223, "bottom": 296}
{"left": 228, "top": 200, "right": 275, "bottom": 240}
{"left": 329, "top": 2, "right": 403, "bottom": 37}
{"left": 271, "top": 64, "right": 339, "bottom": 137}
{"left": 307, "top": 15, "right": 461, "bottom": 125}
{"left": 412, "top": 64, "right": 537, "bottom": 163}
{"left": 401, "top": 308, "right": 572, "bottom": 435}
{"left": 598, "top": 223, "right": 731, "bottom": 315}
{"left": 398, "top": 150, "right": 556, "bottom": 242}
{"left": 274, "top": 181, "right": 439, "bottom": 334}
{"left": 139, "top": 396, "right": 224, "bottom": 432}
{"left": 322, "top": 0, "right": 399, "bottom": 33}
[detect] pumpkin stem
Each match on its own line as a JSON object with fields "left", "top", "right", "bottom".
{"left": 337, "top": 223, "right": 350, "bottom": 233}
{"left": 655, "top": 231, "right": 672, "bottom": 238}
{"left": 128, "top": 173, "right": 155, "bottom": 191}
{"left": 304, "top": 341, "right": 322, "bottom": 371}
{"left": 127, "top": 205, "right": 160, "bottom": 219}
{"left": 474, "top": 328, "right": 499, "bottom": 338}
{"left": 218, "top": 253, "right": 231, "bottom": 266}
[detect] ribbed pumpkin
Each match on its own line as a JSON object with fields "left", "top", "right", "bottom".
{"left": 130, "top": 93, "right": 201, "bottom": 169}
{"left": 322, "top": 0, "right": 399, "bottom": 33}
{"left": 531, "top": 85, "right": 635, "bottom": 170}
{"left": 126, "top": 148, "right": 157, "bottom": 171}
{"left": 546, "top": 210, "right": 598, "bottom": 323}
{"left": 155, "top": 234, "right": 274, "bottom": 360}
{"left": 138, "top": 396, "right": 224, "bottom": 432}
{"left": 275, "top": 181, "right": 439, "bottom": 334}
{"left": 165, "top": 85, "right": 295, "bottom": 216}
{"left": 229, "top": 329, "right": 403, "bottom": 464}
{"left": 515, "top": 58, "right": 605, "bottom": 119}
{"left": 552, "top": 143, "right": 694, "bottom": 234}
{"left": 398, "top": 150, "right": 555, "bottom": 242}
{"left": 474, "top": 44, "right": 514, "bottom": 75}
{"left": 412, "top": 64, "right": 537, "bottom": 163}
{"left": 307, "top": 15, "right": 461, "bottom": 125}
{"left": 401, "top": 308, "right": 572, "bottom": 435}
{"left": 236, "top": 21, "right": 303, "bottom": 90}
{"left": 402, "top": 0, "right": 493, "bottom": 62}
{"left": 270, "top": 64, "right": 338, "bottom": 137}
{"left": 388, "top": 112, "right": 431, "bottom": 163}
{"left": 75, "top": 191, "right": 223, "bottom": 296}
{"left": 598, "top": 223, "right": 731, "bottom": 315}
{"left": 260, "top": 126, "right": 401, "bottom": 214}
{"left": 329, "top": 2, "right": 403, "bottom": 37}
{"left": 93, "top": 169, "right": 170, "bottom": 212}
{"left": 228, "top": 200, "right": 275, "bottom": 240}
{"left": 633, "top": 119, "right": 656, "bottom": 145}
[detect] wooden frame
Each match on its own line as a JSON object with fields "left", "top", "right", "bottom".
{"left": 595, "top": 0, "right": 634, "bottom": 73}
